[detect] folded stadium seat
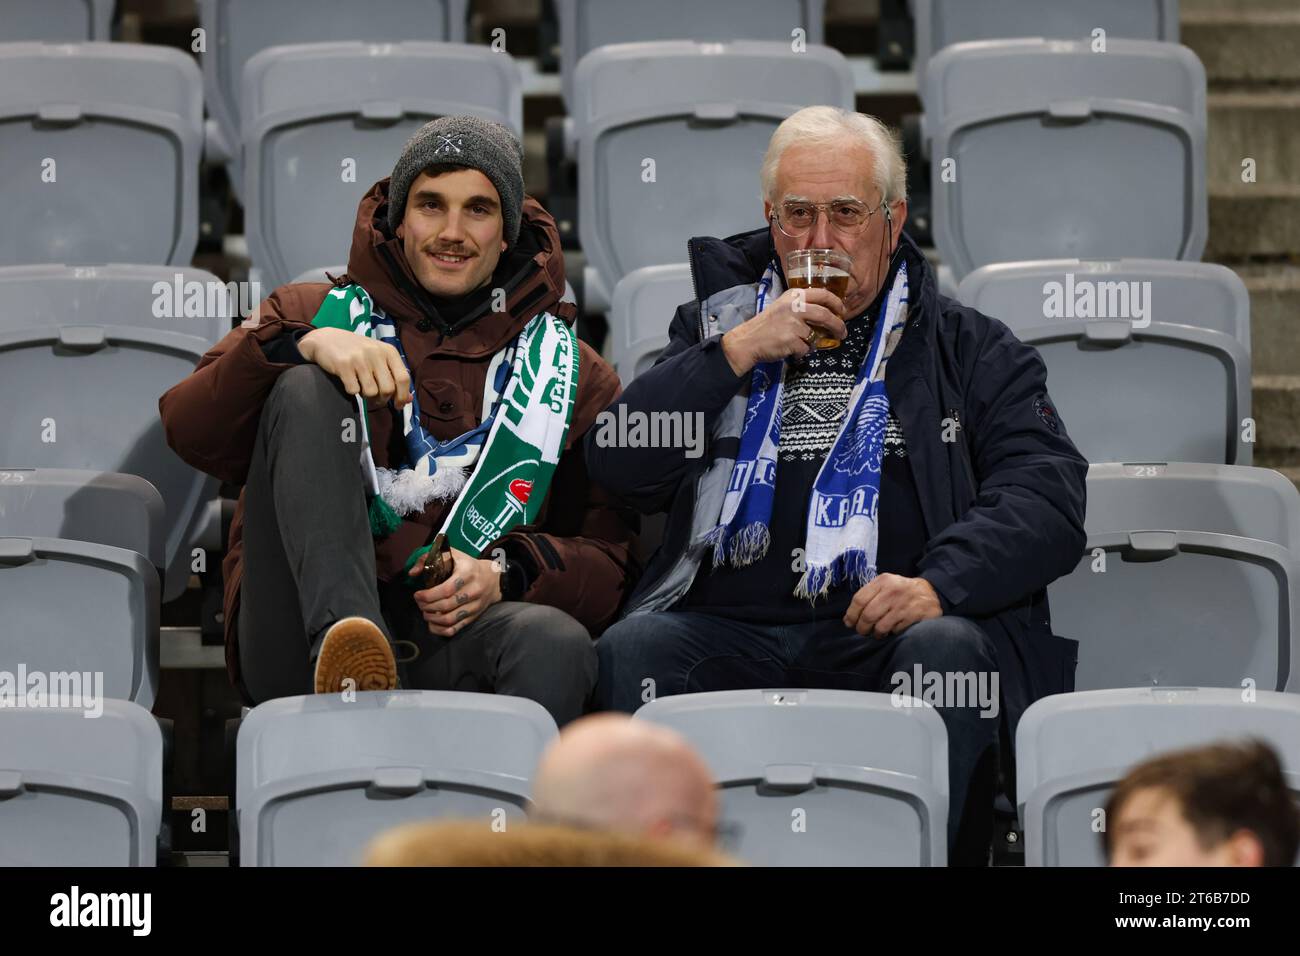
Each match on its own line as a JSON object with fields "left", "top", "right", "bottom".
{"left": 236, "top": 691, "right": 557, "bottom": 866}
{"left": 0, "top": 699, "right": 163, "bottom": 866}
{"left": 0, "top": 264, "right": 229, "bottom": 602}
{"left": 241, "top": 41, "right": 522, "bottom": 291}
{"left": 636, "top": 689, "right": 949, "bottom": 866}
{"left": 0, "top": 537, "right": 158, "bottom": 708}
{"left": 921, "top": 38, "right": 1206, "bottom": 281}
{"left": 0, "top": 325, "right": 218, "bottom": 603}
{"left": 554, "top": 0, "right": 826, "bottom": 109}
{"left": 571, "top": 40, "right": 854, "bottom": 312}
{"left": 0, "top": 468, "right": 165, "bottom": 580}
{"left": 1049, "top": 462, "right": 1300, "bottom": 695}
{"left": 911, "top": 0, "right": 1178, "bottom": 88}
{"left": 957, "top": 259, "right": 1251, "bottom": 465}
{"left": 197, "top": 0, "right": 469, "bottom": 196}
{"left": 1, "top": 0, "right": 114, "bottom": 41}
{"left": 608, "top": 263, "right": 693, "bottom": 386}
{"left": 0, "top": 264, "right": 231, "bottom": 345}
{"left": 1016, "top": 687, "right": 1300, "bottom": 866}
{"left": 0, "top": 43, "right": 202, "bottom": 267}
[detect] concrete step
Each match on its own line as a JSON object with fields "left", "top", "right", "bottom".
{"left": 1209, "top": 92, "right": 1300, "bottom": 188}
{"left": 1234, "top": 263, "right": 1300, "bottom": 378}
{"left": 1182, "top": 10, "right": 1300, "bottom": 85}
{"left": 1205, "top": 184, "right": 1300, "bottom": 260}
{"left": 1253, "top": 374, "right": 1300, "bottom": 452}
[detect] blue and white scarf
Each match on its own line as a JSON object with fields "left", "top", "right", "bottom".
{"left": 705, "top": 258, "right": 910, "bottom": 600}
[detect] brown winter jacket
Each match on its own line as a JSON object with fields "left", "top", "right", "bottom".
{"left": 159, "top": 179, "right": 638, "bottom": 693}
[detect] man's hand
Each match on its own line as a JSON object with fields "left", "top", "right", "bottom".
{"left": 297, "top": 326, "right": 412, "bottom": 410}
{"left": 721, "top": 287, "right": 848, "bottom": 375}
{"left": 407, "top": 547, "right": 502, "bottom": 637}
{"left": 844, "top": 573, "right": 942, "bottom": 638}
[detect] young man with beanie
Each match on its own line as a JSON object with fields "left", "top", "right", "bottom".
{"left": 160, "top": 116, "right": 637, "bottom": 726}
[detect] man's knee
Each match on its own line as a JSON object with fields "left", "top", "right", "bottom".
{"left": 895, "top": 616, "right": 996, "bottom": 672}
{"left": 595, "top": 614, "right": 685, "bottom": 711}
{"left": 596, "top": 614, "right": 680, "bottom": 673}
{"left": 266, "top": 363, "right": 347, "bottom": 418}
{"left": 501, "top": 603, "right": 594, "bottom": 671}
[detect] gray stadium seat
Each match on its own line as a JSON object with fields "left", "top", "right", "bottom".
{"left": 242, "top": 41, "right": 522, "bottom": 290}
{"left": 912, "top": 0, "right": 1179, "bottom": 84}
{"left": 198, "top": 0, "right": 469, "bottom": 192}
{"left": 0, "top": 43, "right": 202, "bottom": 267}
{"left": 1, "top": 0, "right": 114, "bottom": 41}
{"left": 0, "top": 537, "right": 159, "bottom": 708}
{"left": 0, "top": 264, "right": 231, "bottom": 345}
{"left": 635, "top": 689, "right": 948, "bottom": 866}
{"left": 0, "top": 468, "right": 165, "bottom": 575}
{"left": 1016, "top": 687, "right": 1300, "bottom": 866}
{"left": 573, "top": 40, "right": 854, "bottom": 311}
{"left": 237, "top": 691, "right": 557, "bottom": 866}
{"left": 1050, "top": 462, "right": 1300, "bottom": 696}
{"left": 922, "top": 39, "right": 1206, "bottom": 279}
{"left": 609, "top": 263, "right": 694, "bottom": 385}
{"left": 0, "top": 324, "right": 219, "bottom": 602}
{"left": 555, "top": 0, "right": 826, "bottom": 108}
{"left": 957, "top": 258, "right": 1251, "bottom": 465}
{"left": 0, "top": 699, "right": 163, "bottom": 867}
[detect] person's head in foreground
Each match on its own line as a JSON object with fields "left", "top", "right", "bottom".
{"left": 530, "top": 713, "right": 719, "bottom": 848}
{"left": 1106, "top": 739, "right": 1299, "bottom": 867}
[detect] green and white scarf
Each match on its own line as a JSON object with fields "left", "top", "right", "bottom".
{"left": 310, "top": 283, "right": 579, "bottom": 555}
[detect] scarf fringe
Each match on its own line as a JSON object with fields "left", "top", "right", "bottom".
{"left": 795, "top": 549, "right": 877, "bottom": 601}
{"left": 377, "top": 464, "right": 467, "bottom": 516}
{"left": 727, "top": 523, "right": 771, "bottom": 567}
{"left": 705, "top": 522, "right": 772, "bottom": 568}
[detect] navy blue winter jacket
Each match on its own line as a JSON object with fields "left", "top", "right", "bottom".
{"left": 585, "top": 227, "right": 1088, "bottom": 738}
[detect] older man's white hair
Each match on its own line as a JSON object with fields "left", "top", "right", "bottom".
{"left": 760, "top": 105, "right": 909, "bottom": 206}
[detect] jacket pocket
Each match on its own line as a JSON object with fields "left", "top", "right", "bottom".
{"left": 946, "top": 405, "right": 977, "bottom": 501}
{"left": 419, "top": 378, "right": 471, "bottom": 432}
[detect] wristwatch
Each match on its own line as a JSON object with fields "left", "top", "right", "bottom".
{"left": 497, "top": 555, "right": 532, "bottom": 602}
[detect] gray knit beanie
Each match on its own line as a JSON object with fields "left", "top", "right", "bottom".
{"left": 387, "top": 115, "right": 525, "bottom": 247}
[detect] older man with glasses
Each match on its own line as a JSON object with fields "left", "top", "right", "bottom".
{"left": 585, "top": 106, "right": 1089, "bottom": 865}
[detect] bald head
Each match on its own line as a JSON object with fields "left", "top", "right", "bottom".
{"left": 532, "top": 714, "right": 718, "bottom": 847}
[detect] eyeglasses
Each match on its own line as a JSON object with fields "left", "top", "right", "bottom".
{"left": 771, "top": 198, "right": 892, "bottom": 238}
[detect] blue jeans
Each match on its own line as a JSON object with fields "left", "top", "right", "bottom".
{"left": 595, "top": 612, "right": 1001, "bottom": 859}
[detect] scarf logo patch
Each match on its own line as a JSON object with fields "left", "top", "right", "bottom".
{"left": 830, "top": 394, "right": 890, "bottom": 476}
{"left": 508, "top": 478, "right": 533, "bottom": 504}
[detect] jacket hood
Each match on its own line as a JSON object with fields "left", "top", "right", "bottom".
{"left": 340, "top": 178, "right": 576, "bottom": 357}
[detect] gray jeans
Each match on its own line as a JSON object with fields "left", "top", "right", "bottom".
{"left": 236, "top": 364, "right": 596, "bottom": 725}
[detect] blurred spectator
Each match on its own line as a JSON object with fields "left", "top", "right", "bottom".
{"left": 531, "top": 713, "right": 719, "bottom": 849}
{"left": 1106, "top": 740, "right": 1299, "bottom": 867}
{"left": 364, "top": 820, "right": 736, "bottom": 867}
